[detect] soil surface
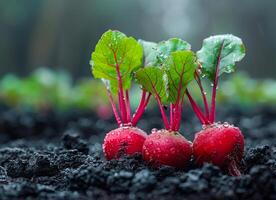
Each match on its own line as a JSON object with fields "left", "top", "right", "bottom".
{"left": 0, "top": 104, "right": 275, "bottom": 200}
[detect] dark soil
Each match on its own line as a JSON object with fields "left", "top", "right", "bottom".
{"left": 0, "top": 104, "right": 275, "bottom": 200}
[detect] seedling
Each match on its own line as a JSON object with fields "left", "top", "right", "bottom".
{"left": 135, "top": 39, "right": 196, "bottom": 168}
{"left": 186, "top": 35, "right": 246, "bottom": 176}
{"left": 90, "top": 30, "right": 151, "bottom": 160}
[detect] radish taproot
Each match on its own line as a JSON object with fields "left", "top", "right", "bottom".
{"left": 90, "top": 30, "right": 151, "bottom": 160}
{"left": 136, "top": 40, "right": 197, "bottom": 167}
{"left": 186, "top": 34, "right": 246, "bottom": 176}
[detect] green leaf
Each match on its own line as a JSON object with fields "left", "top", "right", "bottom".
{"left": 138, "top": 39, "right": 158, "bottom": 66}
{"left": 164, "top": 51, "right": 198, "bottom": 103}
{"left": 155, "top": 38, "right": 191, "bottom": 65}
{"left": 135, "top": 67, "right": 168, "bottom": 103}
{"left": 91, "top": 30, "right": 143, "bottom": 93}
{"left": 197, "top": 34, "right": 246, "bottom": 81}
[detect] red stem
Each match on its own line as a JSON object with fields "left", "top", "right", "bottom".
{"left": 195, "top": 71, "right": 209, "bottom": 118}
{"left": 175, "top": 95, "right": 185, "bottom": 131}
{"left": 171, "top": 103, "right": 178, "bottom": 131}
{"left": 145, "top": 72, "right": 170, "bottom": 129}
{"left": 171, "top": 62, "right": 186, "bottom": 131}
{"left": 132, "top": 91, "right": 151, "bottom": 126}
{"left": 144, "top": 93, "right": 151, "bottom": 106}
{"left": 113, "top": 51, "right": 128, "bottom": 124}
{"left": 175, "top": 104, "right": 182, "bottom": 131}
{"left": 132, "top": 93, "right": 151, "bottom": 126}
{"left": 170, "top": 103, "right": 174, "bottom": 130}
{"left": 210, "top": 41, "right": 224, "bottom": 123}
{"left": 186, "top": 90, "right": 208, "bottom": 125}
{"left": 156, "top": 94, "right": 170, "bottom": 130}
{"left": 118, "top": 92, "right": 125, "bottom": 122}
{"left": 107, "top": 90, "right": 122, "bottom": 125}
{"left": 114, "top": 61, "right": 127, "bottom": 123}
{"left": 125, "top": 90, "right": 131, "bottom": 122}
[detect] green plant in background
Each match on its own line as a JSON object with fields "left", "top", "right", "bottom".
{"left": 0, "top": 74, "right": 22, "bottom": 106}
{"left": 0, "top": 68, "right": 109, "bottom": 111}
{"left": 0, "top": 68, "right": 72, "bottom": 110}
{"left": 0, "top": 68, "right": 276, "bottom": 111}
{"left": 217, "top": 72, "right": 276, "bottom": 105}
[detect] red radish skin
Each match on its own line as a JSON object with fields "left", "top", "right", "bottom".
{"left": 142, "top": 129, "right": 192, "bottom": 168}
{"left": 103, "top": 126, "right": 147, "bottom": 160}
{"left": 193, "top": 123, "right": 244, "bottom": 176}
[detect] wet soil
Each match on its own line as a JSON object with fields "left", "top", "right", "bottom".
{"left": 0, "top": 104, "right": 275, "bottom": 200}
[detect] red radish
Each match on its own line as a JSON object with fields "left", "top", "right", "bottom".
{"left": 193, "top": 123, "right": 244, "bottom": 175}
{"left": 186, "top": 34, "right": 246, "bottom": 176}
{"left": 143, "top": 129, "right": 192, "bottom": 168}
{"left": 136, "top": 49, "right": 197, "bottom": 168}
{"left": 91, "top": 30, "right": 151, "bottom": 160}
{"left": 103, "top": 126, "right": 147, "bottom": 160}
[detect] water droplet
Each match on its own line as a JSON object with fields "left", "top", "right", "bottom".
{"left": 170, "top": 147, "right": 176, "bottom": 154}
{"left": 223, "top": 122, "right": 229, "bottom": 128}
{"left": 151, "top": 128, "right": 158, "bottom": 133}
{"left": 144, "top": 150, "right": 150, "bottom": 156}
{"left": 156, "top": 134, "right": 161, "bottom": 139}
{"left": 211, "top": 83, "right": 214, "bottom": 87}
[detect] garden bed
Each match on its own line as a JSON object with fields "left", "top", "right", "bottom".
{"left": 0, "top": 104, "right": 275, "bottom": 200}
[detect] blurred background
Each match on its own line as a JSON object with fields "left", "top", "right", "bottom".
{"left": 0, "top": 0, "right": 276, "bottom": 112}
{"left": 0, "top": 0, "right": 276, "bottom": 147}
{"left": 0, "top": 0, "right": 276, "bottom": 78}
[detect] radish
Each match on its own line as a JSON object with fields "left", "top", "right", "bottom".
{"left": 135, "top": 41, "right": 197, "bottom": 168}
{"left": 193, "top": 123, "right": 244, "bottom": 176}
{"left": 103, "top": 126, "right": 147, "bottom": 160}
{"left": 90, "top": 30, "right": 151, "bottom": 160}
{"left": 186, "top": 35, "right": 246, "bottom": 176}
{"left": 142, "top": 129, "right": 192, "bottom": 168}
